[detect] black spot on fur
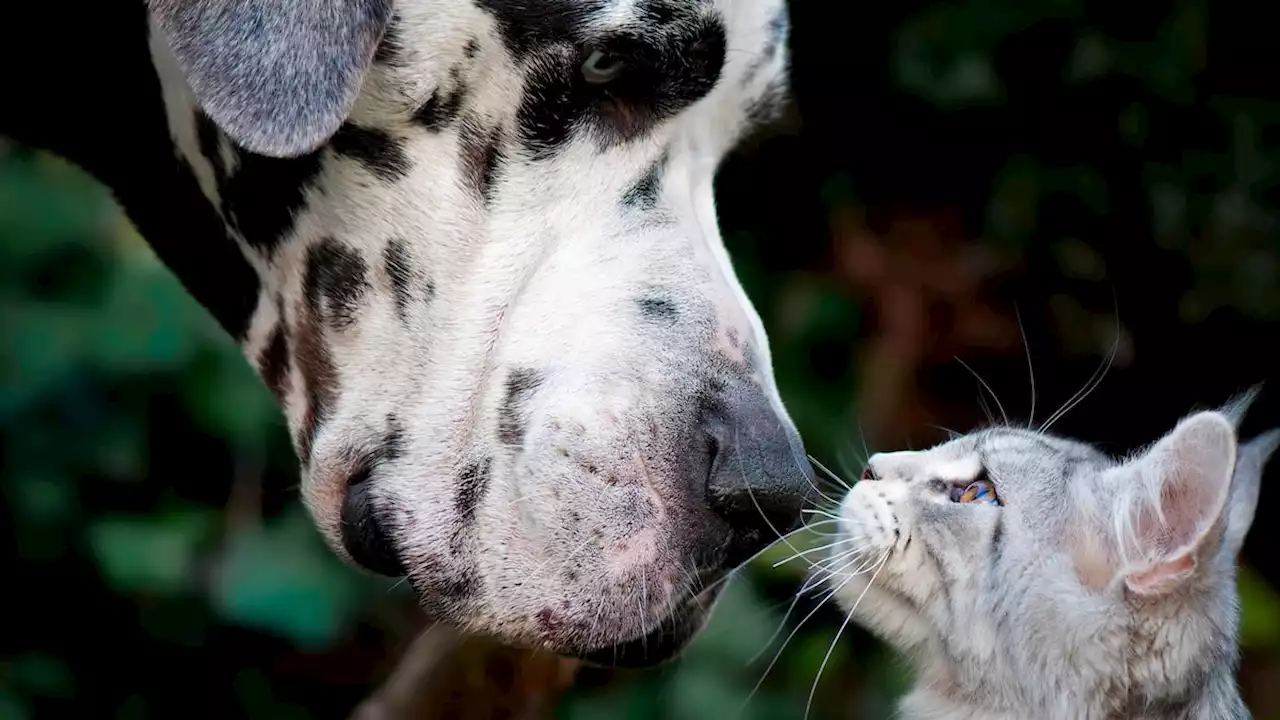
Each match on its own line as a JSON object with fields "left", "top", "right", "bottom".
{"left": 743, "top": 5, "right": 788, "bottom": 84}
{"left": 215, "top": 125, "right": 325, "bottom": 257}
{"left": 374, "top": 14, "right": 404, "bottom": 65}
{"left": 464, "top": 38, "right": 480, "bottom": 59}
{"left": 454, "top": 458, "right": 492, "bottom": 535}
{"left": 195, "top": 111, "right": 229, "bottom": 188}
{"left": 293, "top": 300, "right": 338, "bottom": 463}
{"left": 414, "top": 65, "right": 469, "bottom": 131}
{"left": 622, "top": 154, "right": 666, "bottom": 210}
{"left": 257, "top": 321, "right": 291, "bottom": 402}
{"left": 498, "top": 368, "right": 544, "bottom": 446}
{"left": 745, "top": 75, "right": 791, "bottom": 129}
{"left": 380, "top": 414, "right": 406, "bottom": 462}
{"left": 459, "top": 122, "right": 504, "bottom": 202}
{"left": 450, "top": 456, "right": 488, "bottom": 550}
{"left": 515, "top": 10, "right": 727, "bottom": 158}
{"left": 637, "top": 295, "right": 678, "bottom": 323}
{"left": 331, "top": 123, "right": 410, "bottom": 181}
{"left": 475, "top": 0, "right": 604, "bottom": 57}
{"left": 383, "top": 238, "right": 418, "bottom": 322}
{"left": 417, "top": 555, "right": 480, "bottom": 620}
{"left": 304, "top": 238, "right": 370, "bottom": 329}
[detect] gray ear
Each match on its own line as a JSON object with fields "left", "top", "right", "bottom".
{"left": 1222, "top": 428, "right": 1280, "bottom": 556}
{"left": 150, "top": 0, "right": 394, "bottom": 158}
{"left": 1219, "top": 383, "right": 1264, "bottom": 429}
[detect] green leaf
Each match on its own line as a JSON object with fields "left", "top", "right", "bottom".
{"left": 8, "top": 653, "right": 75, "bottom": 700}
{"left": 0, "top": 692, "right": 31, "bottom": 720}
{"left": 181, "top": 348, "right": 283, "bottom": 454}
{"left": 87, "top": 510, "right": 216, "bottom": 596}
{"left": 1239, "top": 566, "right": 1280, "bottom": 649}
{"left": 209, "top": 507, "right": 370, "bottom": 650}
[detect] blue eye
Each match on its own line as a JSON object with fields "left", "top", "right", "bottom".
{"left": 954, "top": 479, "right": 999, "bottom": 505}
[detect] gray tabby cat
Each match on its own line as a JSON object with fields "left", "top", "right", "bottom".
{"left": 828, "top": 389, "right": 1279, "bottom": 720}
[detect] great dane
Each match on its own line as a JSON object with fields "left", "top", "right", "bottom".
{"left": 3, "top": 0, "right": 811, "bottom": 668}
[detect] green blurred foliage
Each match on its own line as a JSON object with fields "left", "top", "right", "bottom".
{"left": 5, "top": 0, "right": 1280, "bottom": 717}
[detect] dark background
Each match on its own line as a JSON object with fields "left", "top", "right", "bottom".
{"left": 3, "top": 0, "right": 1280, "bottom": 717}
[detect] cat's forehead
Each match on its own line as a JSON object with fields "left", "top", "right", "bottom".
{"left": 871, "top": 428, "right": 1111, "bottom": 486}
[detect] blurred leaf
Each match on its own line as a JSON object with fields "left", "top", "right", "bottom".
{"left": 181, "top": 348, "right": 283, "bottom": 454}
{"left": 209, "top": 508, "right": 369, "bottom": 650}
{"left": 0, "top": 692, "right": 31, "bottom": 720}
{"left": 1240, "top": 566, "right": 1280, "bottom": 650}
{"left": 8, "top": 654, "right": 74, "bottom": 700}
{"left": 87, "top": 509, "right": 216, "bottom": 596}
{"left": 5, "top": 471, "right": 78, "bottom": 526}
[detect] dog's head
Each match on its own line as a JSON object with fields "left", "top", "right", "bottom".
{"left": 148, "top": 0, "right": 808, "bottom": 664}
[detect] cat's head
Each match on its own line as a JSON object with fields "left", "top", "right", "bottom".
{"left": 829, "top": 388, "right": 1279, "bottom": 713}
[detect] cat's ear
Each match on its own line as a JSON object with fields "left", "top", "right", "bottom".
{"left": 1210, "top": 385, "right": 1277, "bottom": 556}
{"left": 1108, "top": 411, "right": 1237, "bottom": 596}
{"left": 150, "top": 0, "right": 394, "bottom": 157}
{"left": 1221, "top": 428, "right": 1280, "bottom": 557}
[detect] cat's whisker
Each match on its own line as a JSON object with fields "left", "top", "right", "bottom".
{"left": 807, "top": 543, "right": 883, "bottom": 581}
{"left": 834, "top": 443, "right": 872, "bottom": 487}
{"left": 736, "top": 427, "right": 840, "bottom": 510}
{"left": 740, "top": 563, "right": 866, "bottom": 715}
{"left": 744, "top": 564, "right": 854, "bottom": 668}
{"left": 1039, "top": 319, "right": 1120, "bottom": 433}
{"left": 731, "top": 430, "right": 836, "bottom": 569}
{"left": 856, "top": 418, "right": 873, "bottom": 467}
{"left": 771, "top": 537, "right": 856, "bottom": 567}
{"left": 957, "top": 355, "right": 1009, "bottom": 427}
{"left": 928, "top": 423, "right": 961, "bottom": 440}
{"left": 808, "top": 454, "right": 852, "bottom": 492}
{"left": 806, "top": 553, "right": 889, "bottom": 720}
{"left": 1014, "top": 303, "right": 1037, "bottom": 429}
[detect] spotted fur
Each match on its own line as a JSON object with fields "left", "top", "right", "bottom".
{"left": 830, "top": 389, "right": 1278, "bottom": 719}
{"left": 137, "top": 0, "right": 811, "bottom": 664}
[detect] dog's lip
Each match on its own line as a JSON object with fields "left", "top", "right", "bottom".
{"left": 573, "top": 583, "right": 724, "bottom": 668}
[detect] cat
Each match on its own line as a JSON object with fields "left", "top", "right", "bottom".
{"left": 826, "top": 388, "right": 1280, "bottom": 720}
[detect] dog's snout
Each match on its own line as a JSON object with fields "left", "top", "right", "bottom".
{"left": 702, "top": 384, "right": 813, "bottom": 566}
{"left": 340, "top": 471, "right": 407, "bottom": 578}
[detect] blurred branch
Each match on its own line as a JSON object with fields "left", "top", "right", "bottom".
{"left": 832, "top": 204, "right": 1018, "bottom": 447}
{"left": 351, "top": 624, "right": 582, "bottom": 720}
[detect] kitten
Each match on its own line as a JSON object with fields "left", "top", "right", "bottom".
{"left": 827, "top": 389, "right": 1279, "bottom": 720}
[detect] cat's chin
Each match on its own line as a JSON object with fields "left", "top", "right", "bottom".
{"left": 573, "top": 585, "right": 722, "bottom": 668}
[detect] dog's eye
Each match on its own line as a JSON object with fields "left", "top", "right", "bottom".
{"left": 582, "top": 48, "right": 625, "bottom": 84}
{"left": 950, "top": 478, "right": 999, "bottom": 506}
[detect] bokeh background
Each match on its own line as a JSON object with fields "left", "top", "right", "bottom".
{"left": 4, "top": 0, "right": 1280, "bottom": 718}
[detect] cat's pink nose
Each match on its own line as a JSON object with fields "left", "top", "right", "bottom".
{"left": 860, "top": 465, "right": 879, "bottom": 482}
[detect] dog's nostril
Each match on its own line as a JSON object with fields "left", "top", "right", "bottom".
{"left": 702, "top": 386, "right": 814, "bottom": 567}
{"left": 340, "top": 468, "right": 406, "bottom": 578}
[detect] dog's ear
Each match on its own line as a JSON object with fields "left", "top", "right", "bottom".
{"left": 150, "top": 0, "right": 394, "bottom": 158}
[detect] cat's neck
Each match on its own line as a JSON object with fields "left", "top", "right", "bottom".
{"left": 898, "top": 664, "right": 1248, "bottom": 720}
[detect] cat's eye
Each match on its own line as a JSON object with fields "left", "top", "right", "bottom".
{"left": 582, "top": 48, "right": 625, "bottom": 84}
{"left": 950, "top": 478, "right": 999, "bottom": 506}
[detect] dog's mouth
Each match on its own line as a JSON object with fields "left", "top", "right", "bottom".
{"left": 573, "top": 583, "right": 726, "bottom": 668}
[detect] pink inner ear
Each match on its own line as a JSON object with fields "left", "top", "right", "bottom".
{"left": 1120, "top": 413, "right": 1235, "bottom": 595}
{"left": 1125, "top": 552, "right": 1196, "bottom": 595}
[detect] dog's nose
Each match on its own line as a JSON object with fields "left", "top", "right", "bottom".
{"left": 341, "top": 471, "right": 407, "bottom": 577}
{"left": 703, "top": 383, "right": 814, "bottom": 567}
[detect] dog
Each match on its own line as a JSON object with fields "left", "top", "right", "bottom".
{"left": 2, "top": 0, "right": 811, "bottom": 667}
